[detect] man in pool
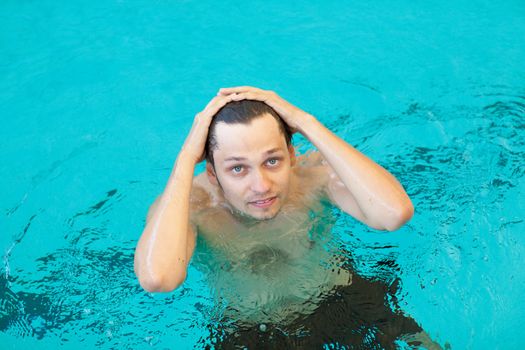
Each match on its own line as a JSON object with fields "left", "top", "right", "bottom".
{"left": 134, "top": 86, "right": 442, "bottom": 349}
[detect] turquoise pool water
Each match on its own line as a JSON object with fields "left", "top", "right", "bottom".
{"left": 1, "top": 0, "right": 524, "bottom": 349}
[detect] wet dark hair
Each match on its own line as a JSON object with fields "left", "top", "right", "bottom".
{"left": 204, "top": 100, "right": 293, "bottom": 166}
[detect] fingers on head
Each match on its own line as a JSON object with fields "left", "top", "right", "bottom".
{"left": 220, "top": 86, "right": 260, "bottom": 93}
{"left": 207, "top": 94, "right": 233, "bottom": 109}
{"left": 208, "top": 95, "right": 236, "bottom": 116}
{"left": 231, "top": 91, "right": 256, "bottom": 101}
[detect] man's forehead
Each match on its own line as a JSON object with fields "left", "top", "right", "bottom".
{"left": 213, "top": 115, "right": 287, "bottom": 158}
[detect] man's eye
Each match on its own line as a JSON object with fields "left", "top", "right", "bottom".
{"left": 267, "top": 158, "right": 279, "bottom": 166}
{"left": 232, "top": 166, "right": 243, "bottom": 173}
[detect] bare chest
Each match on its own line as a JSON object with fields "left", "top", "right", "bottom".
{"left": 196, "top": 205, "right": 317, "bottom": 262}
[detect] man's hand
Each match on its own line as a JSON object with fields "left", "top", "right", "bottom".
{"left": 182, "top": 93, "right": 237, "bottom": 163}
{"left": 217, "top": 86, "right": 315, "bottom": 133}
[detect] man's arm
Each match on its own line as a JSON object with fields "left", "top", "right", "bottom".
{"left": 134, "top": 154, "right": 197, "bottom": 292}
{"left": 219, "top": 86, "right": 414, "bottom": 231}
{"left": 293, "top": 148, "right": 405, "bottom": 230}
{"left": 134, "top": 93, "right": 236, "bottom": 293}
{"left": 144, "top": 194, "right": 198, "bottom": 274}
{"left": 297, "top": 117, "right": 414, "bottom": 231}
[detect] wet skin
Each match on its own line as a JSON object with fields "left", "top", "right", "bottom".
{"left": 137, "top": 87, "right": 438, "bottom": 348}
{"left": 187, "top": 115, "right": 352, "bottom": 325}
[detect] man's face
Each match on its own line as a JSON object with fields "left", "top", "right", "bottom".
{"left": 207, "top": 113, "right": 294, "bottom": 221}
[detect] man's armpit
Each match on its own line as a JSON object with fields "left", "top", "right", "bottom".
{"left": 189, "top": 184, "right": 211, "bottom": 213}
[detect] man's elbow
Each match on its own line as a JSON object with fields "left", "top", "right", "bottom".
{"left": 137, "top": 273, "right": 186, "bottom": 293}
{"left": 383, "top": 201, "right": 414, "bottom": 232}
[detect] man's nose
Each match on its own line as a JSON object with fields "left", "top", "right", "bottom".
{"left": 250, "top": 170, "right": 271, "bottom": 193}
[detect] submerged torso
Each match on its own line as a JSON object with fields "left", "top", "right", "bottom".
{"left": 191, "top": 160, "right": 352, "bottom": 326}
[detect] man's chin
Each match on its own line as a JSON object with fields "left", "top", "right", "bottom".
{"left": 251, "top": 211, "right": 279, "bottom": 221}
{"left": 232, "top": 205, "right": 281, "bottom": 222}
{"left": 244, "top": 210, "right": 279, "bottom": 222}
{"left": 247, "top": 201, "right": 283, "bottom": 221}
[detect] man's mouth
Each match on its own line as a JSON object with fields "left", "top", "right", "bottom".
{"left": 249, "top": 196, "right": 277, "bottom": 208}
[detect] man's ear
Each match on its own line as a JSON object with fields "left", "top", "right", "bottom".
{"left": 206, "top": 161, "right": 219, "bottom": 186}
{"left": 288, "top": 144, "right": 296, "bottom": 167}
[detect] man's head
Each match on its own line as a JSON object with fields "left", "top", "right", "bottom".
{"left": 204, "top": 100, "right": 295, "bottom": 221}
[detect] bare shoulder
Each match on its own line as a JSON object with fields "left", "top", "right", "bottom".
{"left": 295, "top": 150, "right": 325, "bottom": 167}
{"left": 293, "top": 150, "right": 330, "bottom": 183}
{"left": 289, "top": 150, "right": 331, "bottom": 205}
{"left": 190, "top": 172, "right": 215, "bottom": 213}
{"left": 145, "top": 172, "right": 215, "bottom": 224}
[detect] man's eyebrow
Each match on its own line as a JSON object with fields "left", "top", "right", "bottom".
{"left": 224, "top": 156, "right": 247, "bottom": 162}
{"left": 264, "top": 147, "right": 283, "bottom": 155}
{"left": 223, "top": 148, "right": 284, "bottom": 162}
